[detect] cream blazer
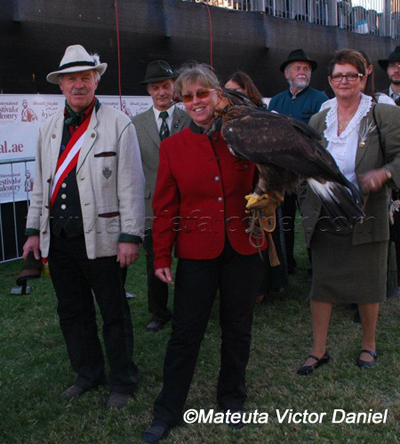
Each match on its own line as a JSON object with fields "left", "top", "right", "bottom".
{"left": 26, "top": 104, "right": 145, "bottom": 259}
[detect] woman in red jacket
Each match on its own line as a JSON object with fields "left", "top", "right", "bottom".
{"left": 143, "top": 63, "right": 267, "bottom": 442}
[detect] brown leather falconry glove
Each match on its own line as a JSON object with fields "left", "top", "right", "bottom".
{"left": 245, "top": 193, "right": 283, "bottom": 232}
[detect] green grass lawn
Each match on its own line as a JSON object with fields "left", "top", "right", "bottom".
{"left": 1, "top": 225, "right": 400, "bottom": 444}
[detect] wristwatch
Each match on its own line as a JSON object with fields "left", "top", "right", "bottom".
{"left": 385, "top": 168, "right": 392, "bottom": 180}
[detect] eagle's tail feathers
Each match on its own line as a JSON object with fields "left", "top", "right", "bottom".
{"left": 307, "top": 178, "right": 365, "bottom": 228}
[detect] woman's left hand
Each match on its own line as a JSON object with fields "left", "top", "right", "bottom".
{"left": 358, "top": 168, "right": 388, "bottom": 193}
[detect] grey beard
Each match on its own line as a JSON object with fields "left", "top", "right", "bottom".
{"left": 289, "top": 79, "right": 309, "bottom": 89}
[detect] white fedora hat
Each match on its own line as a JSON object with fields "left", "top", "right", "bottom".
{"left": 46, "top": 44, "right": 108, "bottom": 84}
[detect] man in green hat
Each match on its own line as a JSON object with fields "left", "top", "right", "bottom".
{"left": 132, "top": 61, "right": 190, "bottom": 332}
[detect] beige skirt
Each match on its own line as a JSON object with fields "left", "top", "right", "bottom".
{"left": 310, "top": 220, "right": 388, "bottom": 304}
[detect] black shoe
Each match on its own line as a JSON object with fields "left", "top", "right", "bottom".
{"left": 224, "top": 408, "right": 245, "bottom": 429}
{"left": 143, "top": 419, "right": 170, "bottom": 443}
{"left": 356, "top": 349, "right": 377, "bottom": 369}
{"left": 146, "top": 318, "right": 168, "bottom": 333}
{"left": 297, "top": 351, "right": 330, "bottom": 376}
{"left": 60, "top": 384, "right": 89, "bottom": 400}
{"left": 106, "top": 392, "right": 131, "bottom": 409}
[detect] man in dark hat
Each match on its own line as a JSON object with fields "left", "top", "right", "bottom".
{"left": 132, "top": 61, "right": 190, "bottom": 332}
{"left": 268, "top": 48, "right": 327, "bottom": 124}
{"left": 379, "top": 46, "right": 400, "bottom": 298}
{"left": 23, "top": 44, "right": 145, "bottom": 409}
{"left": 268, "top": 49, "right": 328, "bottom": 275}
{"left": 378, "top": 46, "right": 400, "bottom": 104}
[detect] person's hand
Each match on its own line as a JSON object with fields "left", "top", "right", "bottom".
{"left": 117, "top": 242, "right": 139, "bottom": 267}
{"left": 155, "top": 267, "right": 174, "bottom": 285}
{"left": 23, "top": 236, "right": 41, "bottom": 260}
{"left": 359, "top": 168, "right": 389, "bottom": 193}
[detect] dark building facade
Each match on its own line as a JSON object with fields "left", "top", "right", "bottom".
{"left": 1, "top": 0, "right": 400, "bottom": 98}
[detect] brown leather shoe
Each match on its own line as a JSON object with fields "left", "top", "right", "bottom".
{"left": 60, "top": 384, "right": 88, "bottom": 400}
{"left": 146, "top": 319, "right": 168, "bottom": 333}
{"left": 106, "top": 392, "right": 131, "bottom": 409}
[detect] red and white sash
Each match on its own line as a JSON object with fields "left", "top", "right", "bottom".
{"left": 50, "top": 117, "right": 90, "bottom": 209}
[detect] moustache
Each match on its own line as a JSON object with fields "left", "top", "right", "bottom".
{"left": 71, "top": 89, "right": 87, "bottom": 95}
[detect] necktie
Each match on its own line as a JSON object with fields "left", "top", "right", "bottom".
{"left": 159, "top": 111, "right": 170, "bottom": 141}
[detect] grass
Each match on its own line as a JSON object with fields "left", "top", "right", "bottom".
{"left": 1, "top": 223, "right": 400, "bottom": 444}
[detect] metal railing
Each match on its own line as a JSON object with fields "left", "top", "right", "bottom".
{"left": 0, "top": 157, "right": 35, "bottom": 263}
{"left": 183, "top": 0, "right": 400, "bottom": 39}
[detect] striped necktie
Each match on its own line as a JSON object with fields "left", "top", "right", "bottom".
{"left": 159, "top": 111, "right": 170, "bottom": 141}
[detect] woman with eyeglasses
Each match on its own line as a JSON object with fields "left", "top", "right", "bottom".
{"left": 142, "top": 63, "right": 267, "bottom": 442}
{"left": 297, "top": 49, "right": 400, "bottom": 376}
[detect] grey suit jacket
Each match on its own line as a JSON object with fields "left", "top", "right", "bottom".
{"left": 298, "top": 103, "right": 400, "bottom": 248}
{"left": 132, "top": 106, "right": 191, "bottom": 229}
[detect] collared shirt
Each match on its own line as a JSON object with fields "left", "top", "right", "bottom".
{"left": 323, "top": 94, "right": 373, "bottom": 189}
{"left": 389, "top": 85, "right": 400, "bottom": 101}
{"left": 289, "top": 87, "right": 306, "bottom": 98}
{"left": 64, "top": 97, "right": 98, "bottom": 136}
{"left": 153, "top": 105, "right": 175, "bottom": 133}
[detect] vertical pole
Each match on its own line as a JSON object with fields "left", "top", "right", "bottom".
{"left": 253, "top": 0, "right": 266, "bottom": 12}
{"left": 382, "top": 0, "right": 391, "bottom": 37}
{"left": 327, "top": 0, "right": 337, "bottom": 26}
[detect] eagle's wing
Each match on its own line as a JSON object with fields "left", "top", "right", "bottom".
{"left": 221, "top": 109, "right": 346, "bottom": 185}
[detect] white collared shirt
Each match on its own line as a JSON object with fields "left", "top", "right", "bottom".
{"left": 323, "top": 94, "right": 373, "bottom": 189}
{"left": 389, "top": 86, "right": 400, "bottom": 101}
{"left": 153, "top": 105, "right": 175, "bottom": 133}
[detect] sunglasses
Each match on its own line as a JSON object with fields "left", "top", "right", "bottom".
{"left": 181, "top": 89, "right": 216, "bottom": 103}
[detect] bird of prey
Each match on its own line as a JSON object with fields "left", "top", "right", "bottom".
{"left": 215, "top": 89, "right": 365, "bottom": 227}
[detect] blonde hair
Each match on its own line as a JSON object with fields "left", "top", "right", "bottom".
{"left": 174, "top": 62, "right": 221, "bottom": 96}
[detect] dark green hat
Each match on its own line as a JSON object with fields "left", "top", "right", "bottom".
{"left": 140, "top": 60, "right": 175, "bottom": 85}
{"left": 378, "top": 46, "right": 400, "bottom": 71}
{"left": 280, "top": 49, "right": 318, "bottom": 72}
{"left": 16, "top": 252, "right": 42, "bottom": 287}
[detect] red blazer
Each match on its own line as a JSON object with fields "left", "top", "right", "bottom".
{"left": 152, "top": 123, "right": 268, "bottom": 269}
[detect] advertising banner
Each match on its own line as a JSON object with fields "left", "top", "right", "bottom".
{"left": 0, "top": 94, "right": 154, "bottom": 203}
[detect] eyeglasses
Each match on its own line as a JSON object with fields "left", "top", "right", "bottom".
{"left": 330, "top": 73, "right": 364, "bottom": 82}
{"left": 388, "top": 63, "right": 400, "bottom": 70}
{"left": 181, "top": 89, "right": 216, "bottom": 103}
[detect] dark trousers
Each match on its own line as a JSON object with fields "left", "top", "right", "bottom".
{"left": 281, "top": 193, "right": 297, "bottom": 273}
{"left": 153, "top": 240, "right": 264, "bottom": 426}
{"left": 143, "top": 229, "right": 171, "bottom": 321}
{"left": 48, "top": 234, "right": 138, "bottom": 394}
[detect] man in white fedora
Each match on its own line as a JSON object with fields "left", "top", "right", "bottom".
{"left": 23, "top": 44, "right": 145, "bottom": 409}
